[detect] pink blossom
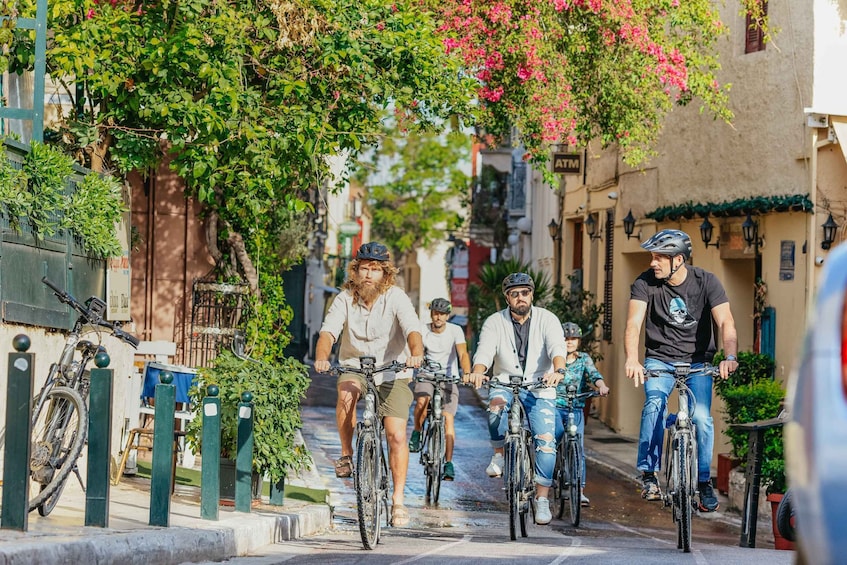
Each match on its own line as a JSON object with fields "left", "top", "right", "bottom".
{"left": 86, "top": 8, "right": 95, "bottom": 18}
{"left": 376, "top": 22, "right": 385, "bottom": 31}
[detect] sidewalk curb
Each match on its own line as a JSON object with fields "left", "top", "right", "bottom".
{"left": 0, "top": 503, "right": 332, "bottom": 565}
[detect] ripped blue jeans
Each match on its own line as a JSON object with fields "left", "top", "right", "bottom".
{"left": 488, "top": 388, "right": 557, "bottom": 487}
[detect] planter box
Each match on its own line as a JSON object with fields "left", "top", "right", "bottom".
{"left": 220, "top": 458, "right": 262, "bottom": 501}
{"left": 717, "top": 453, "right": 741, "bottom": 494}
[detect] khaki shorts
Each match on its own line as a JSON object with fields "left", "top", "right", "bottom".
{"left": 337, "top": 373, "right": 413, "bottom": 420}
{"left": 413, "top": 381, "right": 459, "bottom": 416}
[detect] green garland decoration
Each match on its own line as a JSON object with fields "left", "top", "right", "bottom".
{"left": 646, "top": 194, "right": 813, "bottom": 222}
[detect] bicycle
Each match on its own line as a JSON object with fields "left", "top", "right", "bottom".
{"left": 645, "top": 362, "right": 719, "bottom": 553}
{"left": 488, "top": 377, "right": 549, "bottom": 540}
{"left": 413, "top": 360, "right": 460, "bottom": 506}
{"left": 29, "top": 276, "right": 139, "bottom": 516}
{"left": 330, "top": 356, "right": 407, "bottom": 550}
{"left": 551, "top": 383, "right": 599, "bottom": 527}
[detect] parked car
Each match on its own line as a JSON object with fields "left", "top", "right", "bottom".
{"left": 784, "top": 241, "right": 847, "bottom": 564}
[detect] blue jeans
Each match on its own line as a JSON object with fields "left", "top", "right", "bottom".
{"left": 488, "top": 388, "right": 557, "bottom": 488}
{"left": 554, "top": 407, "right": 586, "bottom": 487}
{"left": 636, "top": 359, "right": 714, "bottom": 483}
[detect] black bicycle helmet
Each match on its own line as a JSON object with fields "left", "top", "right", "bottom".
{"left": 502, "top": 272, "right": 535, "bottom": 294}
{"left": 429, "top": 298, "right": 452, "bottom": 313}
{"left": 356, "top": 242, "right": 390, "bottom": 261}
{"left": 562, "top": 322, "right": 583, "bottom": 338}
{"left": 640, "top": 229, "right": 693, "bottom": 260}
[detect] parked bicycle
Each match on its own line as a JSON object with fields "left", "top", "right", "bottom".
{"left": 30, "top": 276, "right": 139, "bottom": 515}
{"left": 644, "top": 363, "right": 719, "bottom": 553}
{"left": 488, "top": 377, "right": 550, "bottom": 540}
{"left": 330, "top": 356, "right": 407, "bottom": 550}
{"left": 551, "top": 383, "right": 600, "bottom": 527}
{"left": 413, "top": 360, "right": 460, "bottom": 506}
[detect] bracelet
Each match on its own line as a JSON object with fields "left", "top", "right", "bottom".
{"left": 725, "top": 355, "right": 737, "bottom": 362}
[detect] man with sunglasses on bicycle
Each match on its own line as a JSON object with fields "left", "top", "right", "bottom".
{"left": 464, "top": 272, "right": 566, "bottom": 525}
{"left": 314, "top": 242, "right": 424, "bottom": 527}
{"left": 624, "top": 229, "right": 739, "bottom": 512}
{"left": 409, "top": 298, "right": 471, "bottom": 481}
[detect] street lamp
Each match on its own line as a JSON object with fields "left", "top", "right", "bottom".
{"left": 742, "top": 213, "right": 763, "bottom": 281}
{"left": 622, "top": 209, "right": 641, "bottom": 240}
{"left": 585, "top": 214, "right": 601, "bottom": 241}
{"left": 699, "top": 216, "right": 720, "bottom": 248}
{"left": 547, "top": 218, "right": 561, "bottom": 241}
{"left": 821, "top": 213, "right": 839, "bottom": 250}
{"left": 548, "top": 218, "right": 562, "bottom": 286}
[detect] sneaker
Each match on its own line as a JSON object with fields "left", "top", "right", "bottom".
{"left": 486, "top": 453, "right": 505, "bottom": 477}
{"left": 698, "top": 481, "right": 719, "bottom": 512}
{"left": 409, "top": 430, "right": 421, "bottom": 453}
{"left": 641, "top": 473, "right": 662, "bottom": 501}
{"left": 535, "top": 496, "right": 552, "bottom": 525}
{"left": 580, "top": 493, "right": 590, "bottom": 506}
{"left": 443, "top": 461, "right": 455, "bottom": 481}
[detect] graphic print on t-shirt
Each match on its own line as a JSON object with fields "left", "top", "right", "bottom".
{"left": 668, "top": 296, "right": 697, "bottom": 329}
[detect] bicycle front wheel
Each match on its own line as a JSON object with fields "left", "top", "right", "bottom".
{"left": 29, "top": 386, "right": 87, "bottom": 514}
{"left": 675, "top": 433, "right": 693, "bottom": 553}
{"left": 355, "top": 428, "right": 381, "bottom": 550}
{"left": 568, "top": 439, "right": 583, "bottom": 527}
{"left": 519, "top": 432, "right": 534, "bottom": 538}
{"left": 551, "top": 437, "right": 566, "bottom": 519}
{"left": 505, "top": 438, "right": 521, "bottom": 541}
{"left": 427, "top": 421, "right": 445, "bottom": 505}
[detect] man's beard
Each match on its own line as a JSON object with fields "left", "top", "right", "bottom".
{"left": 509, "top": 303, "right": 530, "bottom": 317}
{"left": 354, "top": 280, "right": 381, "bottom": 303}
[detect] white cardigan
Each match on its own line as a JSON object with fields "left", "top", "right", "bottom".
{"left": 473, "top": 306, "right": 567, "bottom": 399}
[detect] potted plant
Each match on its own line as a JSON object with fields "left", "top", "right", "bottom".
{"left": 713, "top": 351, "right": 775, "bottom": 493}
{"left": 186, "top": 350, "right": 312, "bottom": 501}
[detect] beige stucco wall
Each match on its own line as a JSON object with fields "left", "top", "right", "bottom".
{"left": 536, "top": 1, "right": 847, "bottom": 482}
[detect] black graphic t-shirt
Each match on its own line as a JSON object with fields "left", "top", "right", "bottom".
{"left": 630, "top": 266, "right": 729, "bottom": 363}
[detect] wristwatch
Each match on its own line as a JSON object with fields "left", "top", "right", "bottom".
{"left": 725, "top": 355, "right": 737, "bottom": 362}
{"left": 556, "top": 368, "right": 566, "bottom": 375}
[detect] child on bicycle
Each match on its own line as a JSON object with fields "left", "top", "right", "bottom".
{"left": 554, "top": 322, "right": 610, "bottom": 506}
{"left": 409, "top": 298, "right": 471, "bottom": 481}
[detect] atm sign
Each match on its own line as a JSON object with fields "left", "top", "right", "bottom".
{"left": 552, "top": 153, "right": 581, "bottom": 174}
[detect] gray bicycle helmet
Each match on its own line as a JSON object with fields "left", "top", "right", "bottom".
{"left": 502, "top": 272, "right": 535, "bottom": 294}
{"left": 429, "top": 298, "right": 452, "bottom": 313}
{"left": 356, "top": 242, "right": 390, "bottom": 261}
{"left": 562, "top": 322, "right": 583, "bottom": 338}
{"left": 640, "top": 229, "right": 693, "bottom": 260}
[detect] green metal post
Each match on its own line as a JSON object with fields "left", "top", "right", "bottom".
{"left": 149, "top": 370, "right": 175, "bottom": 527}
{"left": 269, "top": 477, "right": 285, "bottom": 506}
{"left": 235, "top": 391, "right": 254, "bottom": 513}
{"left": 1, "top": 335, "right": 33, "bottom": 531}
{"left": 200, "top": 385, "right": 221, "bottom": 520}
{"left": 85, "top": 353, "right": 113, "bottom": 527}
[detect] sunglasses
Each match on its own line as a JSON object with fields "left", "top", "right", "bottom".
{"left": 507, "top": 289, "right": 532, "bottom": 299}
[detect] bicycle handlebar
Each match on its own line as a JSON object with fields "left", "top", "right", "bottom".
{"left": 643, "top": 364, "right": 720, "bottom": 379}
{"left": 329, "top": 359, "right": 407, "bottom": 378}
{"left": 42, "top": 276, "right": 139, "bottom": 349}
{"left": 487, "top": 378, "right": 552, "bottom": 393}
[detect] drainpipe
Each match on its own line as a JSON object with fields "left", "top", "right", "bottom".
{"left": 806, "top": 127, "right": 836, "bottom": 322}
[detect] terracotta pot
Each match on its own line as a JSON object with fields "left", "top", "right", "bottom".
{"left": 767, "top": 493, "right": 796, "bottom": 551}
{"left": 716, "top": 453, "right": 741, "bottom": 495}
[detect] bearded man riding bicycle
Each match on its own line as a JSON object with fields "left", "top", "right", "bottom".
{"left": 314, "top": 242, "right": 423, "bottom": 527}
{"left": 624, "top": 229, "right": 739, "bottom": 512}
{"left": 464, "top": 272, "right": 566, "bottom": 525}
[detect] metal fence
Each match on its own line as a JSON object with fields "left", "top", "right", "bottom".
{"left": 187, "top": 279, "right": 250, "bottom": 368}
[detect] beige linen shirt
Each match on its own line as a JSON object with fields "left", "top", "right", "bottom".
{"left": 320, "top": 286, "right": 421, "bottom": 384}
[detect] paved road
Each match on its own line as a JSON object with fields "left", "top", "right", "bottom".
{"left": 188, "top": 371, "right": 793, "bottom": 563}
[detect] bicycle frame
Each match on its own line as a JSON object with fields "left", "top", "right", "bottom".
{"left": 29, "top": 277, "right": 139, "bottom": 516}
{"left": 414, "top": 362, "right": 458, "bottom": 505}
{"left": 332, "top": 356, "right": 406, "bottom": 550}
{"left": 647, "top": 362, "right": 717, "bottom": 553}
{"left": 553, "top": 384, "right": 598, "bottom": 526}
{"left": 489, "top": 376, "right": 547, "bottom": 541}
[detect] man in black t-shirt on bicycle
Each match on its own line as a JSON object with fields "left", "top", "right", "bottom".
{"left": 624, "top": 229, "right": 739, "bottom": 512}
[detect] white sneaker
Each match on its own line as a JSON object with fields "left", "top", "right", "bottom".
{"left": 535, "top": 496, "right": 552, "bottom": 525}
{"left": 580, "top": 493, "right": 590, "bottom": 506}
{"left": 486, "top": 453, "right": 505, "bottom": 477}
